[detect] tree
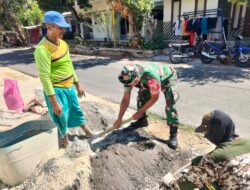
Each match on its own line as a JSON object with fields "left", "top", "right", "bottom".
{"left": 37, "top": 0, "right": 92, "bottom": 36}
{"left": 0, "top": 0, "right": 27, "bottom": 44}
{"left": 123, "top": 0, "right": 154, "bottom": 35}
{"left": 144, "top": 13, "right": 157, "bottom": 42}
{"left": 0, "top": 0, "right": 43, "bottom": 45}
{"left": 19, "top": 2, "right": 43, "bottom": 26}
{"left": 107, "top": 0, "right": 154, "bottom": 38}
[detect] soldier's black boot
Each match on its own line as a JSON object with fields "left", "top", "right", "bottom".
{"left": 168, "top": 125, "right": 178, "bottom": 149}
{"left": 130, "top": 114, "right": 149, "bottom": 128}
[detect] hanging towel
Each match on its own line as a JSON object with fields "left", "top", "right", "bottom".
{"left": 182, "top": 19, "right": 190, "bottom": 36}
{"left": 173, "top": 20, "right": 182, "bottom": 36}
{"left": 196, "top": 18, "right": 202, "bottom": 36}
{"left": 186, "top": 19, "right": 194, "bottom": 32}
{"left": 201, "top": 17, "right": 208, "bottom": 35}
{"left": 189, "top": 31, "right": 195, "bottom": 46}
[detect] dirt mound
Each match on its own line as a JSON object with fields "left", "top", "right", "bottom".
{"left": 90, "top": 142, "right": 191, "bottom": 190}
{"left": 0, "top": 100, "right": 213, "bottom": 190}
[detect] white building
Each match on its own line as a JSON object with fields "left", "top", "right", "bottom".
{"left": 75, "top": 0, "right": 163, "bottom": 41}
{"left": 76, "top": 0, "right": 250, "bottom": 41}
{"left": 163, "top": 0, "right": 250, "bottom": 40}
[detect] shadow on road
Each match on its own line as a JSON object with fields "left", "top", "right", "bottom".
{"left": 0, "top": 48, "right": 249, "bottom": 86}
{"left": 72, "top": 55, "right": 147, "bottom": 70}
{"left": 175, "top": 65, "right": 250, "bottom": 86}
{"left": 73, "top": 57, "right": 119, "bottom": 70}
{"left": 0, "top": 49, "right": 34, "bottom": 66}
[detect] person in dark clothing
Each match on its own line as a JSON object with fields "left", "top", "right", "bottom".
{"left": 162, "top": 109, "right": 250, "bottom": 190}
{"left": 195, "top": 109, "right": 238, "bottom": 144}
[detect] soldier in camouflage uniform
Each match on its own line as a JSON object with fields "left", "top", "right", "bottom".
{"left": 163, "top": 110, "right": 250, "bottom": 189}
{"left": 113, "top": 62, "right": 179, "bottom": 149}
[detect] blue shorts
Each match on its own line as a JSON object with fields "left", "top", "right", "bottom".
{"left": 44, "top": 86, "right": 86, "bottom": 138}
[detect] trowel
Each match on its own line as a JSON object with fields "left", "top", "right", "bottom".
{"left": 88, "top": 117, "right": 133, "bottom": 144}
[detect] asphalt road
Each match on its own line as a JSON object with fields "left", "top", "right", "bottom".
{"left": 0, "top": 48, "right": 250, "bottom": 138}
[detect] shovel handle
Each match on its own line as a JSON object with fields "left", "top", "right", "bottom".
{"left": 173, "top": 162, "right": 191, "bottom": 176}
{"left": 94, "top": 117, "right": 133, "bottom": 139}
{"left": 121, "top": 117, "right": 133, "bottom": 125}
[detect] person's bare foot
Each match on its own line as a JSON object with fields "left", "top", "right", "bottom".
{"left": 81, "top": 125, "right": 94, "bottom": 138}
{"left": 59, "top": 135, "right": 70, "bottom": 148}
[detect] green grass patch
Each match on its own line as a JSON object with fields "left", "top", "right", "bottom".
{"left": 147, "top": 112, "right": 165, "bottom": 122}
{"left": 147, "top": 112, "right": 196, "bottom": 134}
{"left": 178, "top": 123, "right": 195, "bottom": 134}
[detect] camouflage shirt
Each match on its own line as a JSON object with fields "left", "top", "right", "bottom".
{"left": 124, "top": 62, "right": 177, "bottom": 94}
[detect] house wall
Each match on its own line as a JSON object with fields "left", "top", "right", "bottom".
{"left": 90, "top": 13, "right": 110, "bottom": 40}
{"left": 181, "top": 0, "right": 195, "bottom": 15}
{"left": 206, "top": 0, "right": 219, "bottom": 10}
{"left": 77, "top": 0, "right": 164, "bottom": 41}
{"left": 163, "top": 0, "right": 219, "bottom": 22}
{"left": 162, "top": 0, "right": 249, "bottom": 40}
{"left": 76, "top": 0, "right": 132, "bottom": 41}
{"left": 163, "top": 0, "right": 171, "bottom": 22}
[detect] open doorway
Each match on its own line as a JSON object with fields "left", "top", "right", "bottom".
{"left": 152, "top": 2, "right": 163, "bottom": 21}
{"left": 120, "top": 17, "right": 129, "bottom": 40}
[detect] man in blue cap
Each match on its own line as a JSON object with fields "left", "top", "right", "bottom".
{"left": 34, "top": 11, "right": 94, "bottom": 148}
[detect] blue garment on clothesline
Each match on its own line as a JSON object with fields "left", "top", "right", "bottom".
{"left": 201, "top": 17, "right": 208, "bottom": 35}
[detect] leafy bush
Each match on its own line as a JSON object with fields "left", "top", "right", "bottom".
{"left": 142, "top": 34, "right": 165, "bottom": 50}
{"left": 18, "top": 1, "right": 43, "bottom": 26}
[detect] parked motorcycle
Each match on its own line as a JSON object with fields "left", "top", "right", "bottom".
{"left": 168, "top": 38, "right": 203, "bottom": 64}
{"left": 200, "top": 35, "right": 250, "bottom": 67}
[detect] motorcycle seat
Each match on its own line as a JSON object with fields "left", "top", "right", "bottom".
{"left": 205, "top": 41, "right": 226, "bottom": 49}
{"left": 169, "top": 43, "right": 190, "bottom": 47}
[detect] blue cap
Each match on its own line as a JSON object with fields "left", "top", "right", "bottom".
{"left": 43, "top": 11, "right": 70, "bottom": 28}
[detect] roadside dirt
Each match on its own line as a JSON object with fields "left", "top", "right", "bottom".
{"left": 0, "top": 68, "right": 214, "bottom": 190}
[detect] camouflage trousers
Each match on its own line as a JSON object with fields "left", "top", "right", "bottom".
{"left": 137, "top": 85, "right": 179, "bottom": 126}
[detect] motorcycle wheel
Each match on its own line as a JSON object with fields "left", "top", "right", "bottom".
{"left": 200, "top": 48, "right": 214, "bottom": 64}
{"left": 169, "top": 50, "right": 183, "bottom": 64}
{"left": 235, "top": 51, "right": 250, "bottom": 67}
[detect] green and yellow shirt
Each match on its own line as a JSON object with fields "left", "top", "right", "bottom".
{"left": 34, "top": 37, "right": 78, "bottom": 96}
